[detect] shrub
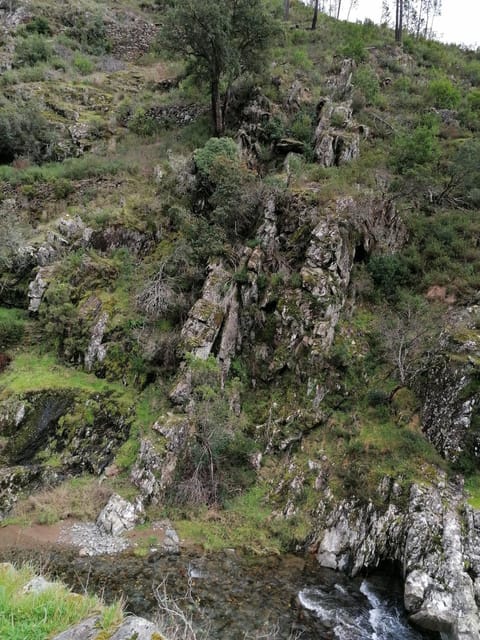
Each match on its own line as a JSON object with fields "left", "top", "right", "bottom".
{"left": 427, "top": 78, "right": 461, "bottom": 109}
{"left": 0, "top": 98, "right": 57, "bottom": 164}
{"left": 263, "top": 116, "right": 286, "bottom": 142}
{"left": 366, "top": 389, "right": 389, "bottom": 407}
{"left": 128, "top": 108, "right": 160, "bottom": 137}
{"left": 467, "top": 88, "right": 480, "bottom": 111}
{"left": 66, "top": 14, "right": 111, "bottom": 55}
{"left": 24, "top": 16, "right": 52, "bottom": 35}
{"left": 52, "top": 177, "right": 74, "bottom": 199}
{"left": 73, "top": 53, "right": 94, "bottom": 74}
{"left": 391, "top": 122, "right": 440, "bottom": 174}
{"left": 367, "top": 254, "right": 412, "bottom": 299}
{"left": 289, "top": 109, "right": 314, "bottom": 143}
{"left": 14, "top": 34, "right": 52, "bottom": 67}
{"left": 341, "top": 38, "right": 367, "bottom": 63}
{"left": 353, "top": 66, "right": 380, "bottom": 105}
{"left": 0, "top": 310, "right": 25, "bottom": 349}
{"left": 194, "top": 137, "right": 239, "bottom": 177}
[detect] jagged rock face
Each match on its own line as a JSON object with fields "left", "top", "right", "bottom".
{"left": 0, "top": 465, "right": 60, "bottom": 520}
{"left": 419, "top": 310, "right": 480, "bottom": 467}
{"left": 170, "top": 192, "right": 406, "bottom": 402}
{"left": 313, "top": 97, "right": 367, "bottom": 167}
{"left": 28, "top": 266, "right": 53, "bottom": 312}
{"left": 0, "top": 390, "right": 131, "bottom": 474}
{"left": 84, "top": 311, "right": 109, "bottom": 372}
{"left": 89, "top": 225, "right": 154, "bottom": 256}
{"left": 236, "top": 193, "right": 405, "bottom": 381}
{"left": 131, "top": 415, "right": 191, "bottom": 501}
{"left": 170, "top": 262, "right": 239, "bottom": 401}
{"left": 313, "top": 478, "right": 480, "bottom": 639}
{"left": 143, "top": 103, "right": 207, "bottom": 127}
{"left": 326, "top": 58, "right": 356, "bottom": 100}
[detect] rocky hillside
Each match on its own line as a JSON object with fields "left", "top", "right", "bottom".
{"left": 1, "top": 0, "right": 480, "bottom": 638}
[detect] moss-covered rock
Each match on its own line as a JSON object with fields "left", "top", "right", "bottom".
{"left": 0, "top": 389, "right": 132, "bottom": 474}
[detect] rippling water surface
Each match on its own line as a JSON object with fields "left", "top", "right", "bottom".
{"left": 1, "top": 547, "right": 436, "bottom": 639}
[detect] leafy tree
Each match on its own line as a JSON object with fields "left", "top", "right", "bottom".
{"left": 159, "top": 0, "right": 277, "bottom": 135}
{"left": 0, "top": 98, "right": 57, "bottom": 164}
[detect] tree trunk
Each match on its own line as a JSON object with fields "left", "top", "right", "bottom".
{"left": 395, "top": 0, "right": 403, "bottom": 43}
{"left": 211, "top": 78, "right": 223, "bottom": 136}
{"left": 311, "top": 0, "right": 319, "bottom": 30}
{"left": 221, "top": 85, "right": 231, "bottom": 131}
{"left": 284, "top": 0, "right": 290, "bottom": 21}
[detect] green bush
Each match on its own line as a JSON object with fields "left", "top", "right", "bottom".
{"left": 0, "top": 99, "right": 57, "bottom": 164}
{"left": 263, "top": 116, "right": 286, "bottom": 142}
{"left": 128, "top": 108, "right": 160, "bottom": 137}
{"left": 0, "top": 310, "right": 25, "bottom": 349}
{"left": 66, "top": 14, "right": 111, "bottom": 55}
{"left": 73, "top": 53, "right": 94, "bottom": 75}
{"left": 467, "top": 88, "right": 480, "bottom": 111}
{"left": 289, "top": 109, "right": 314, "bottom": 143}
{"left": 353, "top": 66, "right": 380, "bottom": 105}
{"left": 24, "top": 16, "right": 52, "bottom": 35}
{"left": 391, "top": 122, "right": 440, "bottom": 174}
{"left": 341, "top": 38, "right": 367, "bottom": 63}
{"left": 427, "top": 78, "right": 461, "bottom": 109}
{"left": 366, "top": 389, "right": 389, "bottom": 407}
{"left": 367, "top": 254, "right": 412, "bottom": 299}
{"left": 52, "top": 178, "right": 75, "bottom": 199}
{"left": 194, "top": 137, "right": 239, "bottom": 177}
{"left": 14, "top": 34, "right": 52, "bottom": 67}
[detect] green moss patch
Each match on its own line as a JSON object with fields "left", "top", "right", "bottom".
{"left": 0, "top": 352, "right": 130, "bottom": 398}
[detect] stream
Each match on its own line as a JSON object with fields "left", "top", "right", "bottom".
{"left": 0, "top": 547, "right": 436, "bottom": 639}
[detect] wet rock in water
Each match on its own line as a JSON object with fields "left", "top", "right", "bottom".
{"left": 96, "top": 493, "right": 144, "bottom": 536}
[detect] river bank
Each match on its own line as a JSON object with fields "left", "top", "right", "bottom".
{"left": 0, "top": 522, "right": 436, "bottom": 640}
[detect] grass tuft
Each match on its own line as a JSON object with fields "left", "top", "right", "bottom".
{"left": 0, "top": 563, "right": 122, "bottom": 640}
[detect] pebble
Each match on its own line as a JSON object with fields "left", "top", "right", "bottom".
{"left": 58, "top": 522, "right": 130, "bottom": 556}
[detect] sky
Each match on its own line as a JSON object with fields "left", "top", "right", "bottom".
{"left": 344, "top": 0, "right": 479, "bottom": 48}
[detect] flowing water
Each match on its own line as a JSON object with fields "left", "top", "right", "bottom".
{"left": 0, "top": 547, "right": 436, "bottom": 639}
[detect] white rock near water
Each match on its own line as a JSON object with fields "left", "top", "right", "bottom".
{"left": 96, "top": 493, "right": 145, "bottom": 536}
{"left": 314, "top": 476, "right": 480, "bottom": 640}
{"left": 51, "top": 615, "right": 163, "bottom": 640}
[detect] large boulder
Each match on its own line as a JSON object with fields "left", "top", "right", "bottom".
{"left": 96, "top": 493, "right": 144, "bottom": 536}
